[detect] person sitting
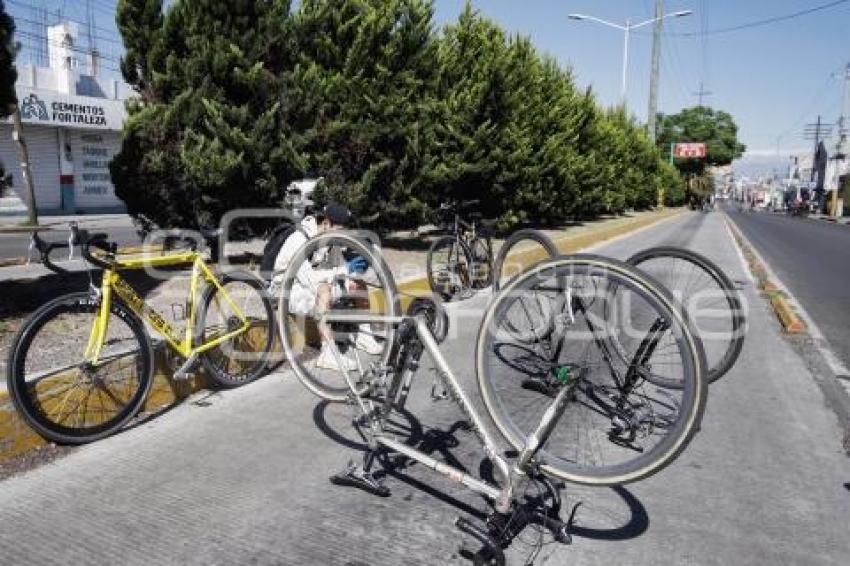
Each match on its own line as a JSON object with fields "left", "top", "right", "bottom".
{"left": 269, "top": 201, "right": 383, "bottom": 371}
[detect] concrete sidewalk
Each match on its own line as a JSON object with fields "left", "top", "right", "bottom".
{"left": 0, "top": 212, "right": 848, "bottom": 565}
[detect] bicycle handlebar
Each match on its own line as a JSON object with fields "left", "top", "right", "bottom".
{"left": 439, "top": 199, "right": 481, "bottom": 211}
{"left": 79, "top": 231, "right": 116, "bottom": 270}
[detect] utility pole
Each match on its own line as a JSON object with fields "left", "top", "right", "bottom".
{"left": 803, "top": 115, "right": 833, "bottom": 181}
{"left": 11, "top": 106, "right": 39, "bottom": 226}
{"left": 829, "top": 63, "right": 850, "bottom": 216}
{"left": 693, "top": 82, "right": 712, "bottom": 107}
{"left": 568, "top": 9, "right": 691, "bottom": 113}
{"left": 647, "top": 0, "right": 663, "bottom": 144}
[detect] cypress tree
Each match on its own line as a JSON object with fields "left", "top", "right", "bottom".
{"left": 288, "top": 0, "right": 440, "bottom": 229}
{"left": 111, "top": 0, "right": 303, "bottom": 231}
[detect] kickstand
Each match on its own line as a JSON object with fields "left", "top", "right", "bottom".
{"left": 330, "top": 448, "right": 391, "bottom": 498}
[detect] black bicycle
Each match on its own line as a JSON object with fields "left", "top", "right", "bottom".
{"left": 493, "top": 229, "right": 745, "bottom": 384}
{"left": 426, "top": 200, "right": 493, "bottom": 301}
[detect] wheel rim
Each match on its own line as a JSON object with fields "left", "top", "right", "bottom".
{"left": 278, "top": 232, "right": 399, "bottom": 401}
{"left": 477, "top": 257, "right": 705, "bottom": 484}
{"left": 627, "top": 249, "right": 743, "bottom": 382}
{"left": 10, "top": 295, "right": 150, "bottom": 440}
{"left": 201, "top": 277, "right": 274, "bottom": 385}
{"left": 429, "top": 238, "right": 471, "bottom": 299}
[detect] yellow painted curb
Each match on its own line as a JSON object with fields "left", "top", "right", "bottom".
{"left": 0, "top": 349, "right": 208, "bottom": 461}
{"left": 770, "top": 294, "right": 805, "bottom": 334}
{"left": 0, "top": 325, "right": 275, "bottom": 462}
{"left": 726, "top": 218, "right": 806, "bottom": 334}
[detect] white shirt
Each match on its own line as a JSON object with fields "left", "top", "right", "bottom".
{"left": 269, "top": 216, "right": 345, "bottom": 314}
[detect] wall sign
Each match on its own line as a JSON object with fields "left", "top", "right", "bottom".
{"left": 13, "top": 86, "right": 125, "bottom": 131}
{"left": 77, "top": 133, "right": 114, "bottom": 196}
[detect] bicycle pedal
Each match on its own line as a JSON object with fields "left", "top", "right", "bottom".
{"left": 330, "top": 462, "right": 390, "bottom": 497}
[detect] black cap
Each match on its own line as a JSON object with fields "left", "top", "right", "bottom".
{"left": 323, "top": 201, "right": 353, "bottom": 226}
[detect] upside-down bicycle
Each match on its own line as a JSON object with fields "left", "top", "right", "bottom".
{"left": 278, "top": 231, "right": 708, "bottom": 564}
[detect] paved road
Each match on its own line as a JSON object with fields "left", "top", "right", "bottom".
{"left": 0, "top": 225, "right": 141, "bottom": 262}
{"left": 1, "top": 212, "right": 849, "bottom": 565}
{"left": 726, "top": 207, "right": 850, "bottom": 375}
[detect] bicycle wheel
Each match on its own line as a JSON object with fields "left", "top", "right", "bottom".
{"left": 197, "top": 270, "right": 275, "bottom": 388}
{"left": 7, "top": 292, "right": 154, "bottom": 444}
{"left": 626, "top": 247, "right": 745, "bottom": 383}
{"left": 278, "top": 232, "right": 400, "bottom": 402}
{"left": 427, "top": 236, "right": 473, "bottom": 301}
{"left": 477, "top": 255, "right": 707, "bottom": 485}
{"left": 491, "top": 230, "right": 560, "bottom": 344}
{"left": 492, "top": 229, "right": 558, "bottom": 292}
{"left": 469, "top": 234, "right": 493, "bottom": 289}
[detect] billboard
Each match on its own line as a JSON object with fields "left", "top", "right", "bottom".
{"left": 673, "top": 142, "right": 707, "bottom": 159}
{"left": 12, "top": 87, "right": 126, "bottom": 131}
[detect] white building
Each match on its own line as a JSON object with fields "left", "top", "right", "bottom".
{"left": 0, "top": 22, "right": 132, "bottom": 214}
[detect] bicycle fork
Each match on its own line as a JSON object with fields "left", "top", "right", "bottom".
{"left": 83, "top": 271, "right": 113, "bottom": 364}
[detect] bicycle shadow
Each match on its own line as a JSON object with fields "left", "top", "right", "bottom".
{"left": 478, "top": 457, "right": 649, "bottom": 542}
{"left": 312, "top": 400, "right": 650, "bottom": 541}
{"left": 312, "top": 400, "right": 487, "bottom": 519}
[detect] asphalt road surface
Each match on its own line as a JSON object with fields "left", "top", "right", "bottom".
{"left": 1, "top": 212, "right": 848, "bottom": 565}
{"left": 726, "top": 207, "right": 850, "bottom": 376}
{"left": 0, "top": 225, "right": 142, "bottom": 262}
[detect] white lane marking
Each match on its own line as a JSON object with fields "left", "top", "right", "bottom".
{"left": 724, "top": 219, "right": 755, "bottom": 285}
{"left": 725, "top": 214, "right": 850, "bottom": 381}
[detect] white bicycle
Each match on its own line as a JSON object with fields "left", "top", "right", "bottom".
{"left": 277, "top": 231, "right": 707, "bottom": 564}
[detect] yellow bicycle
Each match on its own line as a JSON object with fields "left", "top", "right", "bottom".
{"left": 6, "top": 227, "right": 274, "bottom": 444}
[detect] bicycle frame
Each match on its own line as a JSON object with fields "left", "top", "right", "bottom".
{"left": 83, "top": 251, "right": 250, "bottom": 364}
{"left": 320, "top": 311, "right": 577, "bottom": 515}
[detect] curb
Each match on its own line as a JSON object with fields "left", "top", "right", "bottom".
{"left": 0, "top": 257, "right": 27, "bottom": 268}
{"left": 0, "top": 207, "right": 684, "bottom": 464}
{"left": 769, "top": 293, "right": 805, "bottom": 333}
{"left": 0, "top": 227, "right": 46, "bottom": 234}
{"left": 0, "top": 331, "right": 277, "bottom": 463}
{"left": 725, "top": 219, "right": 805, "bottom": 334}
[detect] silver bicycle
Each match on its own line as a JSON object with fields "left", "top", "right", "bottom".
{"left": 277, "top": 232, "right": 708, "bottom": 564}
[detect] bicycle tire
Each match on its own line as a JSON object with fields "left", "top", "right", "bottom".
{"left": 469, "top": 234, "right": 493, "bottom": 289}
{"left": 426, "top": 235, "right": 474, "bottom": 301}
{"left": 477, "top": 254, "right": 707, "bottom": 485}
{"left": 491, "top": 230, "right": 560, "bottom": 344}
{"left": 197, "top": 270, "right": 275, "bottom": 388}
{"left": 7, "top": 292, "right": 154, "bottom": 444}
{"left": 626, "top": 246, "right": 745, "bottom": 384}
{"left": 492, "top": 229, "right": 558, "bottom": 292}
{"left": 278, "top": 232, "right": 400, "bottom": 402}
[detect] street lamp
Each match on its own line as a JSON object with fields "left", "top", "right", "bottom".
{"left": 568, "top": 10, "right": 692, "bottom": 107}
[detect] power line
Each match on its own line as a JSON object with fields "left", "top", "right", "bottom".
{"left": 6, "top": 0, "right": 123, "bottom": 39}
{"left": 776, "top": 67, "right": 845, "bottom": 140}
{"left": 13, "top": 30, "right": 123, "bottom": 72}
{"left": 671, "top": 0, "right": 850, "bottom": 37}
{"left": 11, "top": 14, "right": 124, "bottom": 46}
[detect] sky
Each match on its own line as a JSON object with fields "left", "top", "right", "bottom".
{"left": 8, "top": 0, "right": 850, "bottom": 178}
